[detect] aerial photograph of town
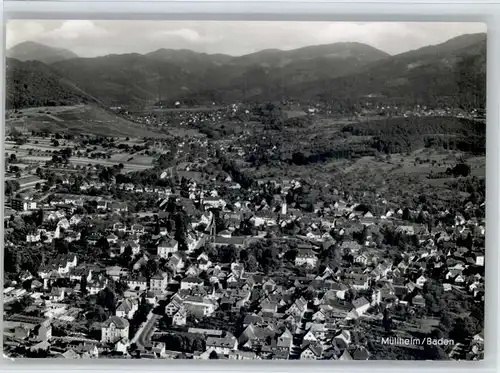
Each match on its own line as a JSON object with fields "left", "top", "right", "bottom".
{"left": 3, "top": 20, "right": 486, "bottom": 361}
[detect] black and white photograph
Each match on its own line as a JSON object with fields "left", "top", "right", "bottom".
{"left": 3, "top": 20, "right": 486, "bottom": 361}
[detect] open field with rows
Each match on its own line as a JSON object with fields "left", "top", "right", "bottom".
{"left": 6, "top": 105, "right": 165, "bottom": 138}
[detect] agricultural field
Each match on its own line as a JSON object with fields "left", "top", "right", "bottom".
{"left": 284, "top": 109, "right": 308, "bottom": 119}
{"left": 67, "top": 157, "right": 153, "bottom": 172}
{"left": 6, "top": 136, "right": 155, "bottom": 174}
{"left": 5, "top": 104, "right": 165, "bottom": 138}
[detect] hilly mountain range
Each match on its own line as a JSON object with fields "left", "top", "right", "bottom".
{"left": 7, "top": 41, "right": 79, "bottom": 64}
{"left": 6, "top": 33, "right": 486, "bottom": 110}
{"left": 281, "top": 33, "right": 486, "bottom": 108}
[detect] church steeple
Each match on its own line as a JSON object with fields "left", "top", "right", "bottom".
{"left": 281, "top": 201, "right": 287, "bottom": 216}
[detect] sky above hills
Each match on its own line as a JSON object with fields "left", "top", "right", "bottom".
{"left": 7, "top": 20, "right": 486, "bottom": 57}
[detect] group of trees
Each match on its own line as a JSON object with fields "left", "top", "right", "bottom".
{"left": 154, "top": 152, "right": 176, "bottom": 170}
{"left": 449, "top": 176, "right": 485, "bottom": 206}
{"left": 84, "top": 300, "right": 110, "bottom": 324}
{"left": 217, "top": 154, "right": 254, "bottom": 189}
{"left": 154, "top": 332, "right": 206, "bottom": 353}
{"left": 205, "top": 240, "right": 282, "bottom": 274}
{"left": 254, "top": 102, "right": 287, "bottom": 130}
{"left": 171, "top": 211, "right": 189, "bottom": 251}
{"left": 128, "top": 296, "right": 153, "bottom": 338}
{"left": 317, "top": 244, "right": 343, "bottom": 269}
{"left": 6, "top": 60, "right": 90, "bottom": 109}
{"left": 31, "top": 131, "right": 74, "bottom": 140}
{"left": 5, "top": 236, "right": 45, "bottom": 279}
{"left": 284, "top": 115, "right": 312, "bottom": 128}
{"left": 455, "top": 52, "right": 486, "bottom": 111}
{"left": 343, "top": 116, "right": 485, "bottom": 155}
{"left": 421, "top": 279, "right": 447, "bottom": 315}
{"left": 449, "top": 315, "right": 482, "bottom": 343}
{"left": 289, "top": 148, "right": 354, "bottom": 166}
{"left": 48, "top": 147, "right": 73, "bottom": 165}
{"left": 112, "top": 168, "right": 174, "bottom": 188}
{"left": 446, "top": 163, "right": 471, "bottom": 177}
{"left": 4, "top": 180, "right": 20, "bottom": 196}
{"left": 96, "top": 287, "right": 117, "bottom": 312}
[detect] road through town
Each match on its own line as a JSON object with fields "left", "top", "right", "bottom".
{"left": 131, "top": 312, "right": 159, "bottom": 350}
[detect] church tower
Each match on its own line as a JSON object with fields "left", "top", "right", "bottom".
{"left": 281, "top": 201, "right": 287, "bottom": 216}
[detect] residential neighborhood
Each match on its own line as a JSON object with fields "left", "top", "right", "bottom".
{"left": 3, "top": 121, "right": 485, "bottom": 360}
{"left": 3, "top": 22, "right": 486, "bottom": 361}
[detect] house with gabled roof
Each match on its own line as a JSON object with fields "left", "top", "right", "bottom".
{"left": 47, "top": 210, "right": 66, "bottom": 221}
{"left": 205, "top": 332, "right": 238, "bottom": 356}
{"left": 211, "top": 236, "right": 249, "bottom": 249}
{"left": 242, "top": 313, "right": 264, "bottom": 327}
{"left": 111, "top": 202, "right": 128, "bottom": 213}
{"left": 26, "top": 231, "right": 41, "bottom": 243}
{"left": 396, "top": 225, "right": 415, "bottom": 235}
{"left": 300, "top": 343, "right": 323, "bottom": 360}
{"left": 349, "top": 274, "right": 370, "bottom": 290}
{"left": 126, "top": 275, "right": 147, "bottom": 291}
{"left": 285, "top": 297, "right": 307, "bottom": 317}
{"left": 238, "top": 324, "right": 276, "bottom": 349}
{"left": 186, "top": 265, "right": 202, "bottom": 277}
{"left": 107, "top": 233, "right": 118, "bottom": 244}
{"left": 19, "top": 270, "right": 33, "bottom": 282}
{"left": 88, "top": 278, "right": 108, "bottom": 295}
{"left": 172, "top": 307, "right": 187, "bottom": 326}
{"left": 416, "top": 275, "right": 428, "bottom": 287}
{"left": 454, "top": 274, "right": 467, "bottom": 284}
{"left": 181, "top": 277, "right": 204, "bottom": 290}
{"left": 105, "top": 265, "right": 127, "bottom": 281}
{"left": 69, "top": 214, "right": 82, "bottom": 226}
{"left": 276, "top": 328, "right": 293, "bottom": 350}
{"left": 60, "top": 349, "right": 80, "bottom": 359}
{"left": 57, "top": 218, "right": 70, "bottom": 230}
{"left": 473, "top": 332, "right": 484, "bottom": 343}
{"left": 412, "top": 294, "right": 426, "bottom": 307}
{"left": 312, "top": 309, "right": 327, "bottom": 323}
{"left": 246, "top": 274, "right": 264, "bottom": 289}
{"left": 50, "top": 287, "right": 65, "bottom": 302}
{"left": 120, "top": 240, "right": 141, "bottom": 255}
{"left": 262, "top": 278, "right": 277, "bottom": 293}
{"left": 334, "top": 329, "right": 352, "bottom": 346}
{"left": 229, "top": 350, "right": 258, "bottom": 360}
{"left": 167, "top": 252, "right": 184, "bottom": 273}
{"left": 443, "top": 283, "right": 453, "bottom": 292}
{"left": 157, "top": 238, "right": 179, "bottom": 258}
{"left": 197, "top": 253, "right": 212, "bottom": 271}
{"left": 37, "top": 264, "right": 52, "bottom": 280}
{"left": 303, "top": 329, "right": 318, "bottom": 343}
{"left": 101, "top": 316, "right": 129, "bottom": 343}
{"left": 115, "top": 298, "right": 139, "bottom": 319}
{"left": 183, "top": 296, "right": 218, "bottom": 316}
{"left": 355, "top": 253, "right": 370, "bottom": 266}
{"left": 165, "top": 298, "right": 183, "bottom": 317}
{"left": 113, "top": 222, "right": 126, "bottom": 233}
{"left": 352, "top": 346, "right": 370, "bottom": 360}
{"left": 351, "top": 297, "right": 370, "bottom": 315}
{"left": 150, "top": 271, "right": 169, "bottom": 293}
{"left": 445, "top": 269, "right": 462, "bottom": 282}
{"left": 295, "top": 249, "right": 318, "bottom": 267}
{"left": 130, "top": 224, "right": 145, "bottom": 235}
{"left": 259, "top": 299, "right": 278, "bottom": 314}
{"left": 230, "top": 262, "right": 245, "bottom": 278}
{"left": 341, "top": 240, "right": 363, "bottom": 254}
{"left": 251, "top": 210, "right": 278, "bottom": 228}
{"left": 96, "top": 200, "right": 110, "bottom": 211}
{"left": 43, "top": 254, "right": 77, "bottom": 275}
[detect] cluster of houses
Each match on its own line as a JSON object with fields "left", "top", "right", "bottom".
{"left": 3, "top": 128, "right": 485, "bottom": 361}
